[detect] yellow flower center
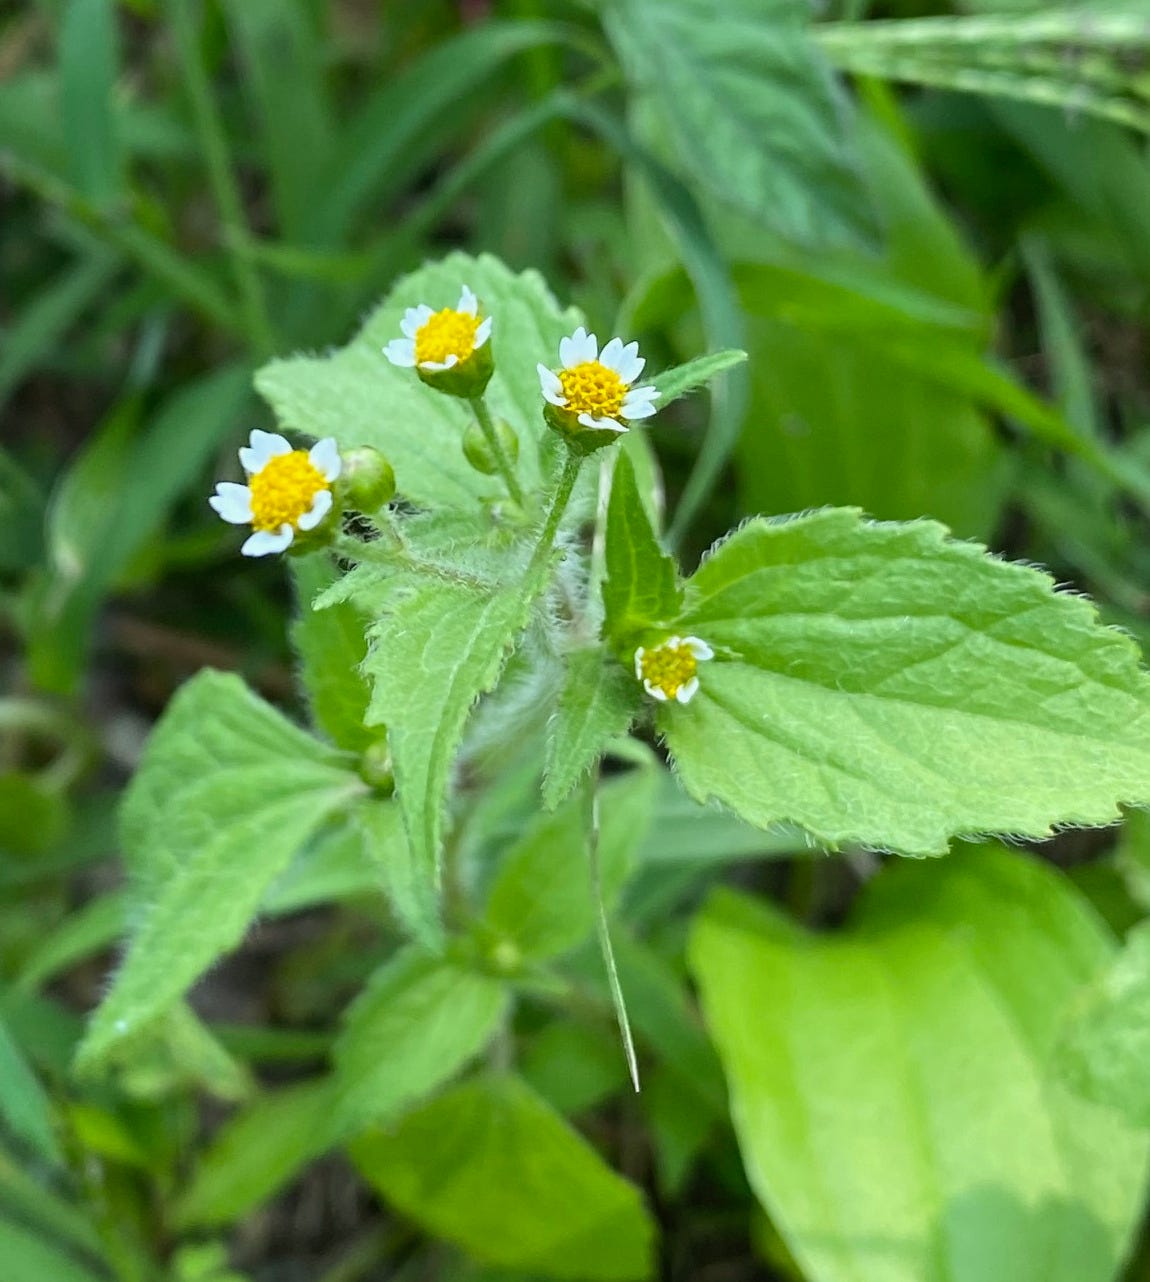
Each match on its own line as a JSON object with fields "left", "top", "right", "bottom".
{"left": 415, "top": 309, "right": 480, "bottom": 365}
{"left": 640, "top": 641, "right": 698, "bottom": 700}
{"left": 249, "top": 451, "right": 328, "bottom": 532}
{"left": 559, "top": 361, "right": 626, "bottom": 420}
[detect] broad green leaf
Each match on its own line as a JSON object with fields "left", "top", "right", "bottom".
{"left": 542, "top": 648, "right": 641, "bottom": 810}
{"left": 290, "top": 555, "right": 373, "bottom": 751}
{"left": 665, "top": 507, "right": 1150, "bottom": 856}
{"left": 79, "top": 671, "right": 360, "bottom": 1068}
{"left": 603, "top": 453, "right": 681, "bottom": 651}
{"left": 358, "top": 796, "right": 439, "bottom": 946}
{"left": 333, "top": 947, "right": 509, "bottom": 1132}
{"left": 59, "top": 0, "right": 123, "bottom": 206}
{"left": 484, "top": 769, "right": 655, "bottom": 962}
{"left": 521, "top": 1021, "right": 629, "bottom": 1117}
{"left": 261, "top": 820, "right": 383, "bottom": 917}
{"left": 1054, "top": 920, "right": 1150, "bottom": 1126}
{"left": 0, "top": 1217, "right": 105, "bottom": 1282}
{"left": 362, "top": 572, "right": 541, "bottom": 926}
{"left": 350, "top": 1074, "right": 655, "bottom": 1280}
{"left": 651, "top": 348, "right": 747, "bottom": 407}
{"left": 176, "top": 1078, "right": 340, "bottom": 1227}
{"left": 0, "top": 1018, "right": 61, "bottom": 1163}
{"left": 690, "top": 845, "right": 1150, "bottom": 1282}
{"left": 604, "top": 0, "right": 871, "bottom": 247}
{"left": 256, "top": 252, "right": 580, "bottom": 509}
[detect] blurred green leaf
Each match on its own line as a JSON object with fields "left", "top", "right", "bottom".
{"left": 0, "top": 1217, "right": 105, "bottom": 1282}
{"left": 261, "top": 820, "right": 383, "bottom": 917}
{"left": 1055, "top": 919, "right": 1150, "bottom": 1125}
{"left": 78, "top": 671, "right": 362, "bottom": 1069}
{"left": 351, "top": 1074, "right": 655, "bottom": 1280}
{"left": 604, "top": 0, "right": 873, "bottom": 247}
{"left": 484, "top": 768, "right": 655, "bottom": 963}
{"left": 542, "top": 648, "right": 640, "bottom": 811}
{"left": 0, "top": 1017, "right": 61, "bottom": 1163}
{"left": 690, "top": 845, "right": 1150, "bottom": 1282}
{"left": 521, "top": 1021, "right": 628, "bottom": 1117}
{"left": 0, "top": 772, "right": 69, "bottom": 858}
{"left": 28, "top": 364, "right": 251, "bottom": 693}
{"left": 333, "top": 947, "right": 509, "bottom": 1132}
{"left": 59, "top": 0, "right": 124, "bottom": 206}
{"left": 16, "top": 890, "right": 127, "bottom": 993}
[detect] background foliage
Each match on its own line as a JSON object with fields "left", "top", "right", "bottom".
{"left": 5, "top": 1, "right": 1150, "bottom": 1280}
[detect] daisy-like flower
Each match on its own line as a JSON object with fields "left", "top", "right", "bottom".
{"left": 210, "top": 430, "right": 341, "bottom": 557}
{"left": 383, "top": 285, "right": 494, "bottom": 395}
{"left": 538, "top": 327, "right": 659, "bottom": 438}
{"left": 635, "top": 635, "right": 713, "bottom": 705}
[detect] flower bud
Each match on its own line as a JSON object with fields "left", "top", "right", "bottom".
{"left": 339, "top": 446, "right": 396, "bottom": 513}
{"left": 359, "top": 737, "right": 395, "bottom": 794}
{"left": 462, "top": 415, "right": 519, "bottom": 476}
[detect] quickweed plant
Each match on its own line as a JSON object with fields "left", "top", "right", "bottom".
{"left": 7, "top": 3, "right": 1150, "bottom": 1282}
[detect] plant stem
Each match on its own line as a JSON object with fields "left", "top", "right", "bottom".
{"left": 168, "top": 0, "right": 275, "bottom": 358}
{"left": 526, "top": 449, "right": 583, "bottom": 584}
{"left": 469, "top": 395, "right": 525, "bottom": 506}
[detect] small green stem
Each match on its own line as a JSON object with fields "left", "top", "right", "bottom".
{"left": 470, "top": 395, "right": 525, "bottom": 506}
{"left": 526, "top": 449, "right": 583, "bottom": 584}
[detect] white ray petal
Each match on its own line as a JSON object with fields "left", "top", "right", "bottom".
{"left": 297, "top": 487, "right": 333, "bottom": 531}
{"left": 309, "top": 438, "right": 341, "bottom": 482}
{"left": 644, "top": 680, "right": 668, "bottom": 702}
{"left": 208, "top": 482, "right": 253, "bottom": 524}
{"left": 616, "top": 343, "right": 645, "bottom": 384}
{"left": 634, "top": 647, "right": 646, "bottom": 679}
{"left": 458, "top": 285, "right": 478, "bottom": 315}
{"left": 384, "top": 338, "right": 417, "bottom": 367}
{"left": 241, "top": 430, "right": 292, "bottom": 474}
{"left": 474, "top": 315, "right": 493, "bottom": 347}
{"left": 241, "top": 525, "right": 294, "bottom": 557}
{"left": 419, "top": 353, "right": 459, "bottom": 371}
{"left": 676, "top": 676, "right": 699, "bottom": 704}
{"left": 559, "top": 327, "right": 587, "bottom": 367}
{"left": 578, "top": 412, "right": 627, "bottom": 433}
{"left": 599, "top": 336, "right": 626, "bottom": 373}
{"left": 685, "top": 637, "right": 714, "bottom": 661}
{"left": 400, "top": 305, "right": 430, "bottom": 338}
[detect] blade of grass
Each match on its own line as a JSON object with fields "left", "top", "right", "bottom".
{"left": 58, "top": 0, "right": 123, "bottom": 206}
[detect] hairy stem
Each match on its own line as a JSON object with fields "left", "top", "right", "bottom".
{"left": 469, "top": 395, "right": 525, "bottom": 506}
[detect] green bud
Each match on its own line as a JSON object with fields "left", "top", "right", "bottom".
{"left": 340, "top": 446, "right": 396, "bottom": 513}
{"left": 463, "top": 415, "right": 519, "bottom": 476}
{"left": 542, "top": 400, "right": 628, "bottom": 456}
{"left": 358, "top": 737, "right": 395, "bottom": 794}
{"left": 416, "top": 340, "right": 494, "bottom": 400}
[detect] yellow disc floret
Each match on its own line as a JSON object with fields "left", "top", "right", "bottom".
{"left": 249, "top": 451, "right": 329, "bottom": 532}
{"left": 415, "top": 309, "right": 480, "bottom": 365}
{"left": 639, "top": 640, "right": 698, "bottom": 701}
{"left": 559, "top": 361, "right": 627, "bottom": 420}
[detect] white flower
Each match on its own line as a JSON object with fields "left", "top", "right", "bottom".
{"left": 634, "top": 635, "right": 713, "bottom": 704}
{"left": 383, "top": 285, "right": 493, "bottom": 372}
{"left": 209, "top": 430, "right": 341, "bottom": 557}
{"left": 537, "top": 327, "right": 659, "bottom": 434}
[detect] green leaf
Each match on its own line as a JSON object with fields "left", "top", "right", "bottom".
{"left": 332, "top": 947, "right": 509, "bottom": 1132}
{"left": 290, "top": 554, "right": 373, "bottom": 751}
{"left": 1054, "top": 919, "right": 1150, "bottom": 1126}
{"left": 690, "top": 845, "right": 1150, "bottom": 1282}
{"left": 358, "top": 796, "right": 439, "bottom": 946}
{"left": 651, "top": 348, "right": 747, "bottom": 408}
{"left": 362, "top": 572, "right": 541, "bottom": 927}
{"left": 542, "top": 648, "right": 641, "bottom": 810}
{"left": 78, "top": 671, "right": 360, "bottom": 1069}
{"left": 59, "top": 0, "right": 123, "bottom": 206}
{"left": 16, "top": 891, "right": 128, "bottom": 993}
{"left": 109, "top": 1004, "right": 254, "bottom": 1104}
{"left": 603, "top": 453, "right": 681, "bottom": 651}
{"left": 256, "top": 252, "right": 580, "bottom": 509}
{"left": 261, "top": 820, "right": 382, "bottom": 917}
{"left": 350, "top": 1074, "right": 655, "bottom": 1280}
{"left": 603, "top": 0, "right": 872, "bottom": 247}
{"left": 0, "top": 1018, "right": 61, "bottom": 1163}
{"left": 664, "top": 507, "right": 1150, "bottom": 856}
{"left": 0, "top": 1217, "right": 105, "bottom": 1282}
{"left": 176, "top": 1078, "right": 339, "bottom": 1227}
{"left": 484, "top": 769, "right": 655, "bottom": 962}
